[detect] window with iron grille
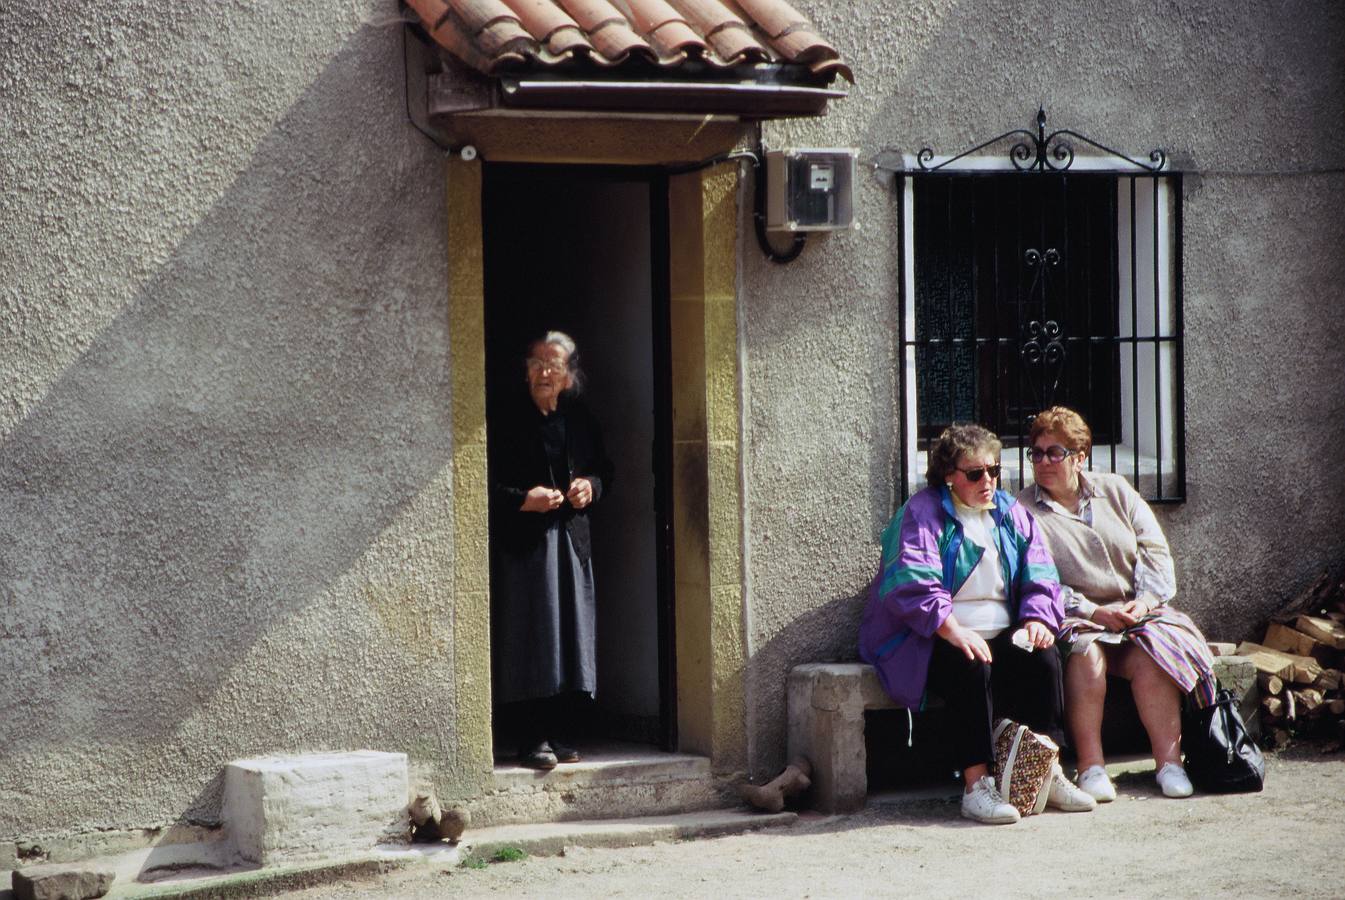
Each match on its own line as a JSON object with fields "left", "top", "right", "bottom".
{"left": 890, "top": 112, "right": 1185, "bottom": 503}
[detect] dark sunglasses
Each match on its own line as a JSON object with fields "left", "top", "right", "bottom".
{"left": 956, "top": 464, "right": 1001, "bottom": 482}
{"left": 1028, "top": 445, "right": 1076, "bottom": 464}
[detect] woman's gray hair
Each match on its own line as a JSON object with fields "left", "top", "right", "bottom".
{"left": 926, "top": 423, "right": 1002, "bottom": 487}
{"left": 529, "top": 329, "right": 584, "bottom": 394}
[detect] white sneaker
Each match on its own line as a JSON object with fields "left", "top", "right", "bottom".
{"left": 1046, "top": 765, "right": 1097, "bottom": 812}
{"left": 1156, "top": 763, "right": 1194, "bottom": 798}
{"left": 961, "top": 776, "right": 1021, "bottom": 825}
{"left": 1077, "top": 765, "right": 1117, "bottom": 803}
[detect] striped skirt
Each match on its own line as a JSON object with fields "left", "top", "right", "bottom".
{"left": 1060, "top": 606, "right": 1218, "bottom": 708}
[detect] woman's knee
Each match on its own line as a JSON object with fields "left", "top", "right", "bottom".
{"left": 1067, "top": 644, "right": 1107, "bottom": 686}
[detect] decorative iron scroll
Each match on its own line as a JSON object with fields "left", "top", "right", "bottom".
{"left": 915, "top": 107, "right": 1166, "bottom": 173}
{"left": 1020, "top": 248, "right": 1066, "bottom": 408}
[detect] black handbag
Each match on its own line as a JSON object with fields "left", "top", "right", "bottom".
{"left": 1183, "top": 689, "right": 1265, "bottom": 793}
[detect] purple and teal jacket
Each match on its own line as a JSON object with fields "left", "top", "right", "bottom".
{"left": 858, "top": 485, "right": 1063, "bottom": 709}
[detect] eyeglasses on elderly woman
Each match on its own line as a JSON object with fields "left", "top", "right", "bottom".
{"left": 955, "top": 464, "right": 1001, "bottom": 482}
{"left": 1028, "top": 445, "right": 1078, "bottom": 464}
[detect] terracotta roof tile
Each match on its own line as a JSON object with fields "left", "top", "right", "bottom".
{"left": 558, "top": 0, "right": 659, "bottom": 63}
{"left": 407, "top": 0, "right": 851, "bottom": 81}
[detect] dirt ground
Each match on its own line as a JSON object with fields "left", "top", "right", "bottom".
{"left": 279, "top": 744, "right": 1344, "bottom": 899}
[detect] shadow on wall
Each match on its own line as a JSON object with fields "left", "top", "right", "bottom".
{"left": 748, "top": 589, "right": 868, "bottom": 778}
{"left": 0, "top": 21, "right": 450, "bottom": 805}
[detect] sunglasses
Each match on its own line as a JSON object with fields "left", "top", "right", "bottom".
{"left": 956, "top": 464, "right": 1001, "bottom": 482}
{"left": 1028, "top": 445, "right": 1077, "bottom": 464}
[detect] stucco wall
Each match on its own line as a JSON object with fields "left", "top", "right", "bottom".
{"left": 742, "top": 0, "right": 1345, "bottom": 772}
{"left": 0, "top": 1, "right": 465, "bottom": 850}
{"left": 5, "top": 0, "right": 1344, "bottom": 846}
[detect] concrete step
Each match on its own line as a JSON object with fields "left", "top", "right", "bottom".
{"left": 53, "top": 809, "right": 796, "bottom": 898}
{"left": 463, "top": 808, "right": 797, "bottom": 861}
{"left": 469, "top": 741, "right": 732, "bottom": 826}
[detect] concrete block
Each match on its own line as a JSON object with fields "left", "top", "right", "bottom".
{"left": 786, "top": 663, "right": 896, "bottom": 814}
{"left": 1212, "top": 654, "right": 1260, "bottom": 739}
{"left": 222, "top": 751, "right": 409, "bottom": 865}
{"left": 11, "top": 863, "right": 114, "bottom": 900}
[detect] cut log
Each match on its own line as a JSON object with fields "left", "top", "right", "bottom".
{"left": 1261, "top": 696, "right": 1285, "bottom": 718}
{"left": 1295, "top": 615, "right": 1345, "bottom": 651}
{"left": 1291, "top": 688, "right": 1325, "bottom": 714}
{"left": 1236, "top": 642, "right": 1296, "bottom": 679}
{"left": 1257, "top": 672, "right": 1284, "bottom": 696}
{"left": 1313, "top": 668, "right": 1342, "bottom": 692}
{"left": 1262, "top": 622, "right": 1334, "bottom": 664}
{"left": 1235, "top": 642, "right": 1323, "bottom": 684}
{"left": 1329, "top": 698, "right": 1345, "bottom": 716}
{"left": 1207, "top": 641, "right": 1238, "bottom": 657}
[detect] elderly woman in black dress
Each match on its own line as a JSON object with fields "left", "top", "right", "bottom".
{"left": 489, "top": 331, "right": 614, "bottom": 769}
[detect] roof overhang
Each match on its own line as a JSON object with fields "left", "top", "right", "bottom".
{"left": 427, "top": 67, "right": 846, "bottom": 119}
{"left": 403, "top": 0, "right": 852, "bottom": 121}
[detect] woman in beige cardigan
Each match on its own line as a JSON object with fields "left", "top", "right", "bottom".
{"left": 1017, "top": 407, "right": 1217, "bottom": 802}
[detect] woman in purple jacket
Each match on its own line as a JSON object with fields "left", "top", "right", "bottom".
{"left": 859, "top": 424, "right": 1094, "bottom": 823}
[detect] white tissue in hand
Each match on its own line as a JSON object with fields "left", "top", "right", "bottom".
{"left": 1011, "top": 628, "right": 1034, "bottom": 652}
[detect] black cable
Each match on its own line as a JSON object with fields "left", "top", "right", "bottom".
{"left": 402, "top": 24, "right": 453, "bottom": 152}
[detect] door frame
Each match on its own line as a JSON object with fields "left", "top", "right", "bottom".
{"left": 444, "top": 153, "right": 747, "bottom": 788}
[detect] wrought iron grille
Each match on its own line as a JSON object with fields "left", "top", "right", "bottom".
{"left": 892, "top": 109, "right": 1186, "bottom": 504}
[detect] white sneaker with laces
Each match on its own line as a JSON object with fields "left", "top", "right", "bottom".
{"left": 1077, "top": 765, "right": 1117, "bottom": 803}
{"left": 1156, "top": 763, "right": 1194, "bottom": 798}
{"left": 1046, "top": 765, "right": 1097, "bottom": 812}
{"left": 961, "top": 775, "right": 1021, "bottom": 825}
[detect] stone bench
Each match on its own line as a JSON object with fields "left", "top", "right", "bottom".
{"left": 786, "top": 663, "right": 898, "bottom": 814}
{"left": 786, "top": 655, "right": 1257, "bottom": 814}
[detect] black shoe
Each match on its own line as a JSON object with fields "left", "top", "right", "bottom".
{"left": 519, "top": 742, "right": 558, "bottom": 770}
{"left": 549, "top": 740, "right": 581, "bottom": 763}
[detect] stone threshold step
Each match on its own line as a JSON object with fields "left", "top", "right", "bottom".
{"left": 490, "top": 742, "right": 711, "bottom": 787}
{"left": 464, "top": 807, "right": 797, "bottom": 861}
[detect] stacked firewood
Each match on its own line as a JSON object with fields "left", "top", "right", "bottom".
{"left": 1237, "top": 571, "right": 1345, "bottom": 748}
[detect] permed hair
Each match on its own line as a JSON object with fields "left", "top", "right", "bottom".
{"left": 527, "top": 329, "right": 584, "bottom": 395}
{"left": 1028, "top": 406, "right": 1092, "bottom": 456}
{"left": 926, "top": 423, "right": 1002, "bottom": 487}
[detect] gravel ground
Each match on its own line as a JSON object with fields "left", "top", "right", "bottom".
{"left": 278, "top": 744, "right": 1343, "bottom": 899}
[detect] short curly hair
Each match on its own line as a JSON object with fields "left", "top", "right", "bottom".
{"left": 1028, "top": 406, "right": 1092, "bottom": 456}
{"left": 926, "top": 423, "right": 1002, "bottom": 487}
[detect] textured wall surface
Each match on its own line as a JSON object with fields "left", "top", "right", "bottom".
{"left": 742, "top": 0, "right": 1345, "bottom": 773}
{"left": 0, "top": 1, "right": 460, "bottom": 844}
{"left": 5, "top": 0, "right": 1344, "bottom": 844}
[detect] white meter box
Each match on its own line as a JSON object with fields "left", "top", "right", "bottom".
{"left": 764, "top": 148, "right": 858, "bottom": 232}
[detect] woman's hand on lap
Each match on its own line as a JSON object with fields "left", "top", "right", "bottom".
{"left": 1092, "top": 605, "right": 1137, "bottom": 632}
{"left": 1022, "top": 619, "right": 1055, "bottom": 649}
{"left": 938, "top": 618, "right": 993, "bottom": 663}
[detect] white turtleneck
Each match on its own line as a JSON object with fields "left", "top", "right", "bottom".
{"left": 950, "top": 500, "right": 1011, "bottom": 637}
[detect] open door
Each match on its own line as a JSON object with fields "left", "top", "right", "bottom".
{"left": 483, "top": 164, "right": 675, "bottom": 753}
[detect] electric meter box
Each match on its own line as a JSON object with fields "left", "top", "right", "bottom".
{"left": 764, "top": 148, "right": 858, "bottom": 232}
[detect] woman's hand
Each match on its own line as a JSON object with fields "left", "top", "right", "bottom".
{"left": 1091, "top": 600, "right": 1148, "bottom": 632}
{"left": 567, "top": 477, "right": 594, "bottom": 510}
{"left": 520, "top": 485, "right": 564, "bottom": 513}
{"left": 1021, "top": 619, "right": 1055, "bottom": 650}
{"left": 937, "top": 617, "right": 993, "bottom": 664}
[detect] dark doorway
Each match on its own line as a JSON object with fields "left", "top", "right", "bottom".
{"left": 482, "top": 163, "right": 675, "bottom": 753}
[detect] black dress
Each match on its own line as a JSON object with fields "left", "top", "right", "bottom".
{"left": 488, "top": 393, "right": 613, "bottom": 706}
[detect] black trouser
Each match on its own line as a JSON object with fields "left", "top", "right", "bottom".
{"left": 927, "top": 630, "right": 1065, "bottom": 772}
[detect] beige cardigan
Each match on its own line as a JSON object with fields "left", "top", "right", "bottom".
{"left": 1016, "top": 472, "right": 1176, "bottom": 617}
